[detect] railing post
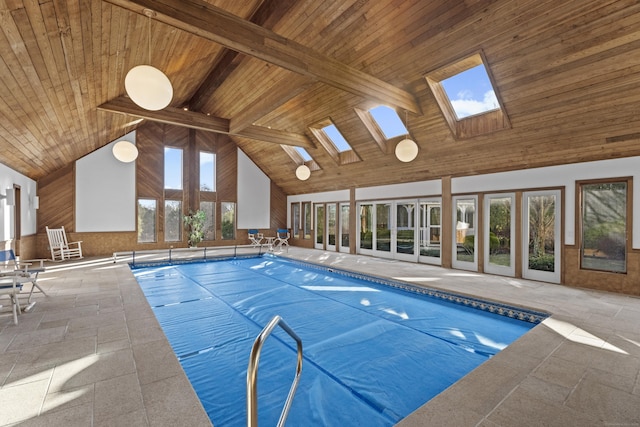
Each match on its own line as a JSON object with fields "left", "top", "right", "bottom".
{"left": 247, "top": 315, "right": 303, "bottom": 427}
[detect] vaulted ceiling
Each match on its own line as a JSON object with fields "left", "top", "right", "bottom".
{"left": 3, "top": 0, "right": 640, "bottom": 195}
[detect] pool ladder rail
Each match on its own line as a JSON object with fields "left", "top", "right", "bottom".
{"left": 247, "top": 315, "right": 303, "bottom": 427}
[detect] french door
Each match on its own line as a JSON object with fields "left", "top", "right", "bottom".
{"left": 314, "top": 204, "right": 324, "bottom": 249}
{"left": 418, "top": 199, "right": 442, "bottom": 264}
{"left": 339, "top": 203, "right": 350, "bottom": 253}
{"left": 326, "top": 203, "right": 337, "bottom": 251}
{"left": 357, "top": 200, "right": 419, "bottom": 262}
{"left": 452, "top": 196, "right": 478, "bottom": 271}
{"left": 523, "top": 190, "right": 561, "bottom": 283}
{"left": 484, "top": 193, "right": 515, "bottom": 276}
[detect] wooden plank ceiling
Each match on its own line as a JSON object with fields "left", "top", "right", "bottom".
{"left": 3, "top": 0, "right": 640, "bottom": 195}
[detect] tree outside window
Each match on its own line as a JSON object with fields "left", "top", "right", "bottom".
{"left": 221, "top": 202, "right": 236, "bottom": 240}
{"left": 138, "top": 199, "right": 157, "bottom": 243}
{"left": 581, "top": 181, "right": 627, "bottom": 273}
{"left": 200, "top": 201, "right": 216, "bottom": 241}
{"left": 164, "top": 200, "right": 182, "bottom": 242}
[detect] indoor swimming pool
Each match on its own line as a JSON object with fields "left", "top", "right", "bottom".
{"left": 132, "top": 255, "right": 545, "bottom": 426}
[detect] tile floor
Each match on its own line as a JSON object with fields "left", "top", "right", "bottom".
{"left": 1, "top": 248, "right": 639, "bottom": 426}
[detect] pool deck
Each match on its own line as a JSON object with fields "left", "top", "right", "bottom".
{"left": 0, "top": 248, "right": 639, "bottom": 426}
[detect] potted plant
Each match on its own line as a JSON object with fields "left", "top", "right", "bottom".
{"left": 183, "top": 209, "right": 206, "bottom": 247}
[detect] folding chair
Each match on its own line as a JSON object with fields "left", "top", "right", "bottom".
{"left": 46, "top": 226, "right": 83, "bottom": 261}
{"left": 274, "top": 228, "right": 290, "bottom": 251}
{"left": 248, "top": 229, "right": 264, "bottom": 247}
{"left": 0, "top": 249, "right": 46, "bottom": 311}
{"left": 0, "top": 275, "right": 26, "bottom": 324}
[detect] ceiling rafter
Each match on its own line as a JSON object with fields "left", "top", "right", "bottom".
{"left": 188, "top": 0, "right": 298, "bottom": 112}
{"left": 102, "top": 0, "right": 422, "bottom": 115}
{"left": 98, "top": 96, "right": 315, "bottom": 148}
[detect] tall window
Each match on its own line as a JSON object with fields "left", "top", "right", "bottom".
{"left": 200, "top": 201, "right": 215, "bottom": 241}
{"left": 221, "top": 202, "right": 236, "bottom": 240}
{"left": 303, "top": 202, "right": 312, "bottom": 239}
{"left": 200, "top": 152, "right": 216, "bottom": 192}
{"left": 292, "top": 203, "right": 300, "bottom": 239}
{"left": 137, "top": 199, "right": 157, "bottom": 243}
{"left": 581, "top": 181, "right": 627, "bottom": 273}
{"left": 164, "top": 200, "right": 182, "bottom": 242}
{"left": 164, "top": 147, "right": 183, "bottom": 190}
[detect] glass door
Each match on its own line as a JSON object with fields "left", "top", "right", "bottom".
{"left": 373, "top": 202, "right": 392, "bottom": 256}
{"left": 326, "top": 203, "right": 337, "bottom": 251}
{"left": 315, "top": 204, "right": 324, "bottom": 249}
{"left": 358, "top": 203, "right": 374, "bottom": 255}
{"left": 523, "top": 190, "right": 561, "bottom": 283}
{"left": 419, "top": 199, "right": 441, "bottom": 265}
{"left": 484, "top": 193, "right": 515, "bottom": 276}
{"left": 395, "top": 200, "right": 418, "bottom": 262}
{"left": 339, "top": 203, "right": 350, "bottom": 253}
{"left": 452, "top": 196, "right": 478, "bottom": 271}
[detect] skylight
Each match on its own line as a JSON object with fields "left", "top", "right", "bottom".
{"left": 368, "top": 106, "right": 407, "bottom": 139}
{"left": 440, "top": 64, "right": 499, "bottom": 120}
{"left": 295, "top": 147, "right": 312, "bottom": 161}
{"left": 322, "top": 124, "right": 352, "bottom": 152}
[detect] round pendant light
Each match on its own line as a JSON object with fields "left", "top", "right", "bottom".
{"left": 395, "top": 138, "right": 419, "bottom": 162}
{"left": 295, "top": 164, "right": 311, "bottom": 181}
{"left": 113, "top": 140, "right": 139, "bottom": 163}
{"left": 124, "top": 9, "right": 173, "bottom": 111}
{"left": 125, "top": 65, "right": 173, "bottom": 111}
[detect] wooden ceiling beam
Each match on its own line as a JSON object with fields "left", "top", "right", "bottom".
{"left": 188, "top": 0, "right": 298, "bottom": 112}
{"left": 98, "top": 96, "right": 315, "bottom": 148}
{"left": 102, "top": 0, "right": 422, "bottom": 114}
{"left": 229, "top": 74, "right": 316, "bottom": 134}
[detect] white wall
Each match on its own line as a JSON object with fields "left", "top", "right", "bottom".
{"left": 0, "top": 162, "right": 38, "bottom": 240}
{"left": 237, "top": 148, "right": 270, "bottom": 229}
{"left": 75, "top": 131, "right": 137, "bottom": 232}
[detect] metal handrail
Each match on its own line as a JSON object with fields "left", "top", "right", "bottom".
{"left": 247, "top": 315, "right": 303, "bottom": 427}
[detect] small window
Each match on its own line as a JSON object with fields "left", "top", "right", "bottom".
{"left": 440, "top": 64, "right": 499, "bottom": 120}
{"left": 281, "top": 145, "right": 321, "bottom": 175}
{"left": 309, "top": 118, "right": 360, "bottom": 165}
{"left": 200, "top": 152, "right": 216, "bottom": 192}
{"left": 425, "top": 51, "right": 510, "bottom": 138}
{"left": 200, "top": 201, "right": 216, "bottom": 241}
{"left": 581, "top": 180, "right": 628, "bottom": 273}
{"left": 137, "top": 199, "right": 157, "bottom": 243}
{"left": 164, "top": 147, "right": 183, "bottom": 190}
{"left": 295, "top": 147, "right": 312, "bottom": 162}
{"left": 221, "top": 202, "right": 236, "bottom": 240}
{"left": 164, "top": 200, "right": 182, "bottom": 242}
{"left": 369, "top": 106, "right": 407, "bottom": 139}
{"left": 322, "top": 124, "right": 351, "bottom": 152}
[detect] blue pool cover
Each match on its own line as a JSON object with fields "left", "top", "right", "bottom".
{"left": 133, "top": 256, "right": 538, "bottom": 426}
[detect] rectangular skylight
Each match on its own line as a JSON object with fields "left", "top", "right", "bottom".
{"left": 322, "top": 124, "right": 352, "bottom": 152}
{"left": 295, "top": 147, "right": 313, "bottom": 161}
{"left": 369, "top": 106, "right": 407, "bottom": 139}
{"left": 440, "top": 64, "right": 499, "bottom": 120}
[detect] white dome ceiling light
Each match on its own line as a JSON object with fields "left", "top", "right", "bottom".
{"left": 395, "top": 138, "right": 419, "bottom": 162}
{"left": 295, "top": 164, "right": 311, "bottom": 181}
{"left": 395, "top": 110, "right": 419, "bottom": 162}
{"left": 112, "top": 140, "right": 139, "bottom": 163}
{"left": 124, "top": 9, "right": 173, "bottom": 111}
